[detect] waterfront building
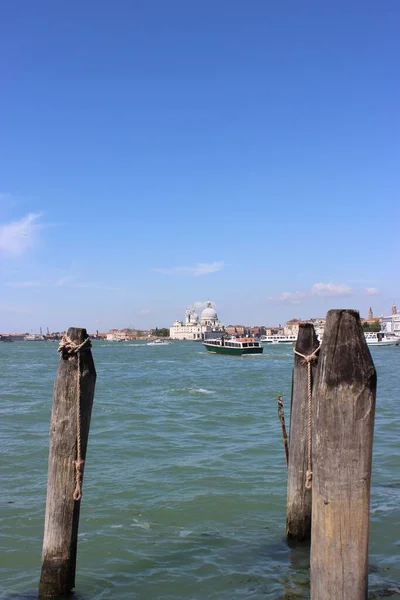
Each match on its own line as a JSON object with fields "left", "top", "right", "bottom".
{"left": 248, "top": 326, "right": 266, "bottom": 337}
{"left": 265, "top": 326, "right": 284, "bottom": 336}
{"left": 361, "top": 307, "right": 381, "bottom": 326}
{"left": 106, "top": 329, "right": 140, "bottom": 340}
{"left": 170, "top": 301, "right": 224, "bottom": 340}
{"left": 309, "top": 317, "right": 326, "bottom": 339}
{"left": 284, "top": 318, "right": 301, "bottom": 337}
{"left": 381, "top": 304, "right": 400, "bottom": 337}
{"left": 170, "top": 309, "right": 202, "bottom": 340}
{"left": 225, "top": 325, "right": 245, "bottom": 336}
{"left": 106, "top": 329, "right": 130, "bottom": 341}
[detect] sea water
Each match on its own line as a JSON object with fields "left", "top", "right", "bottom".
{"left": 0, "top": 341, "right": 399, "bottom": 599}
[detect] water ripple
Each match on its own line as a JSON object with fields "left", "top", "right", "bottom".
{"left": 0, "top": 341, "right": 399, "bottom": 599}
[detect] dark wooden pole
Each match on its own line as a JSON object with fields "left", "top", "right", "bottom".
{"left": 39, "top": 328, "right": 96, "bottom": 598}
{"left": 286, "top": 322, "right": 319, "bottom": 540}
{"left": 310, "top": 310, "right": 376, "bottom": 600}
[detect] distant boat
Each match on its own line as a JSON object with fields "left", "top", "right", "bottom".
{"left": 365, "top": 332, "right": 400, "bottom": 347}
{"left": 106, "top": 335, "right": 124, "bottom": 342}
{"left": 203, "top": 337, "right": 263, "bottom": 356}
{"left": 147, "top": 339, "right": 170, "bottom": 346}
{"left": 259, "top": 334, "right": 297, "bottom": 344}
{"left": 24, "top": 332, "right": 45, "bottom": 341}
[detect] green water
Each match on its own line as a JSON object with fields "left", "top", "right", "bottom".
{"left": 1, "top": 341, "right": 399, "bottom": 599}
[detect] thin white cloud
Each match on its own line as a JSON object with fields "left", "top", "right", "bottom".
{"left": 365, "top": 287, "right": 379, "bottom": 296}
{"left": 311, "top": 282, "right": 353, "bottom": 297}
{"left": 268, "top": 291, "right": 306, "bottom": 304}
{"left": 192, "top": 262, "right": 224, "bottom": 276}
{"left": 56, "top": 276, "right": 76, "bottom": 287}
{"left": 281, "top": 291, "right": 306, "bottom": 303}
{"left": 0, "top": 212, "right": 43, "bottom": 257}
{"left": 269, "top": 282, "right": 354, "bottom": 303}
{"left": 153, "top": 261, "right": 224, "bottom": 277}
{"left": 140, "top": 309, "right": 152, "bottom": 315}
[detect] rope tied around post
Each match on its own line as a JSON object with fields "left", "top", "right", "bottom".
{"left": 293, "top": 344, "right": 321, "bottom": 489}
{"left": 58, "top": 334, "right": 92, "bottom": 501}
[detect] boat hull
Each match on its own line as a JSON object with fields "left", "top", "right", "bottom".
{"left": 203, "top": 344, "right": 263, "bottom": 356}
{"left": 261, "top": 340, "right": 295, "bottom": 344}
{"left": 260, "top": 336, "right": 297, "bottom": 344}
{"left": 367, "top": 340, "right": 399, "bottom": 347}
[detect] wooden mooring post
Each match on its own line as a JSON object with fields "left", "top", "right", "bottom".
{"left": 310, "top": 309, "right": 376, "bottom": 600}
{"left": 39, "top": 328, "right": 96, "bottom": 598}
{"left": 286, "top": 322, "right": 320, "bottom": 541}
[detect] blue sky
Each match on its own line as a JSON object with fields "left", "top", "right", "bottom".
{"left": 0, "top": 0, "right": 399, "bottom": 332}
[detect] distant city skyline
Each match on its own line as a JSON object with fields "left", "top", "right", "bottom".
{"left": 0, "top": 294, "right": 397, "bottom": 334}
{"left": 1, "top": 2, "right": 399, "bottom": 332}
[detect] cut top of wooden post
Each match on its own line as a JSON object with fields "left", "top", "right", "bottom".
{"left": 68, "top": 327, "right": 88, "bottom": 344}
{"left": 316, "top": 309, "right": 376, "bottom": 389}
{"left": 294, "top": 322, "right": 320, "bottom": 358}
{"left": 58, "top": 328, "right": 93, "bottom": 358}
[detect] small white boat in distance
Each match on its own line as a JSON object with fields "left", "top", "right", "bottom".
{"left": 24, "top": 332, "right": 45, "bottom": 341}
{"left": 365, "top": 332, "right": 400, "bottom": 347}
{"left": 147, "top": 339, "right": 170, "bottom": 346}
{"left": 259, "top": 334, "right": 297, "bottom": 344}
{"left": 106, "top": 334, "right": 124, "bottom": 342}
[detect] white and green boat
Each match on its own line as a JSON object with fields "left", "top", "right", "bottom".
{"left": 203, "top": 337, "right": 263, "bottom": 356}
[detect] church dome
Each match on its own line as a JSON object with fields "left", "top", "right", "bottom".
{"left": 201, "top": 301, "right": 217, "bottom": 320}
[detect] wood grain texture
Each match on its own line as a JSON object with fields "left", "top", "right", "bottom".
{"left": 39, "top": 328, "right": 96, "bottom": 598}
{"left": 286, "top": 322, "right": 319, "bottom": 540}
{"left": 310, "top": 310, "right": 376, "bottom": 600}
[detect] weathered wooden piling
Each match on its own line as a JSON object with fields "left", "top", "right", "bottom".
{"left": 39, "top": 328, "right": 96, "bottom": 599}
{"left": 286, "top": 322, "right": 320, "bottom": 540}
{"left": 310, "top": 309, "right": 376, "bottom": 600}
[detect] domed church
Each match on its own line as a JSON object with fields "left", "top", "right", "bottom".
{"left": 170, "top": 301, "right": 224, "bottom": 340}
{"left": 200, "top": 301, "right": 220, "bottom": 328}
